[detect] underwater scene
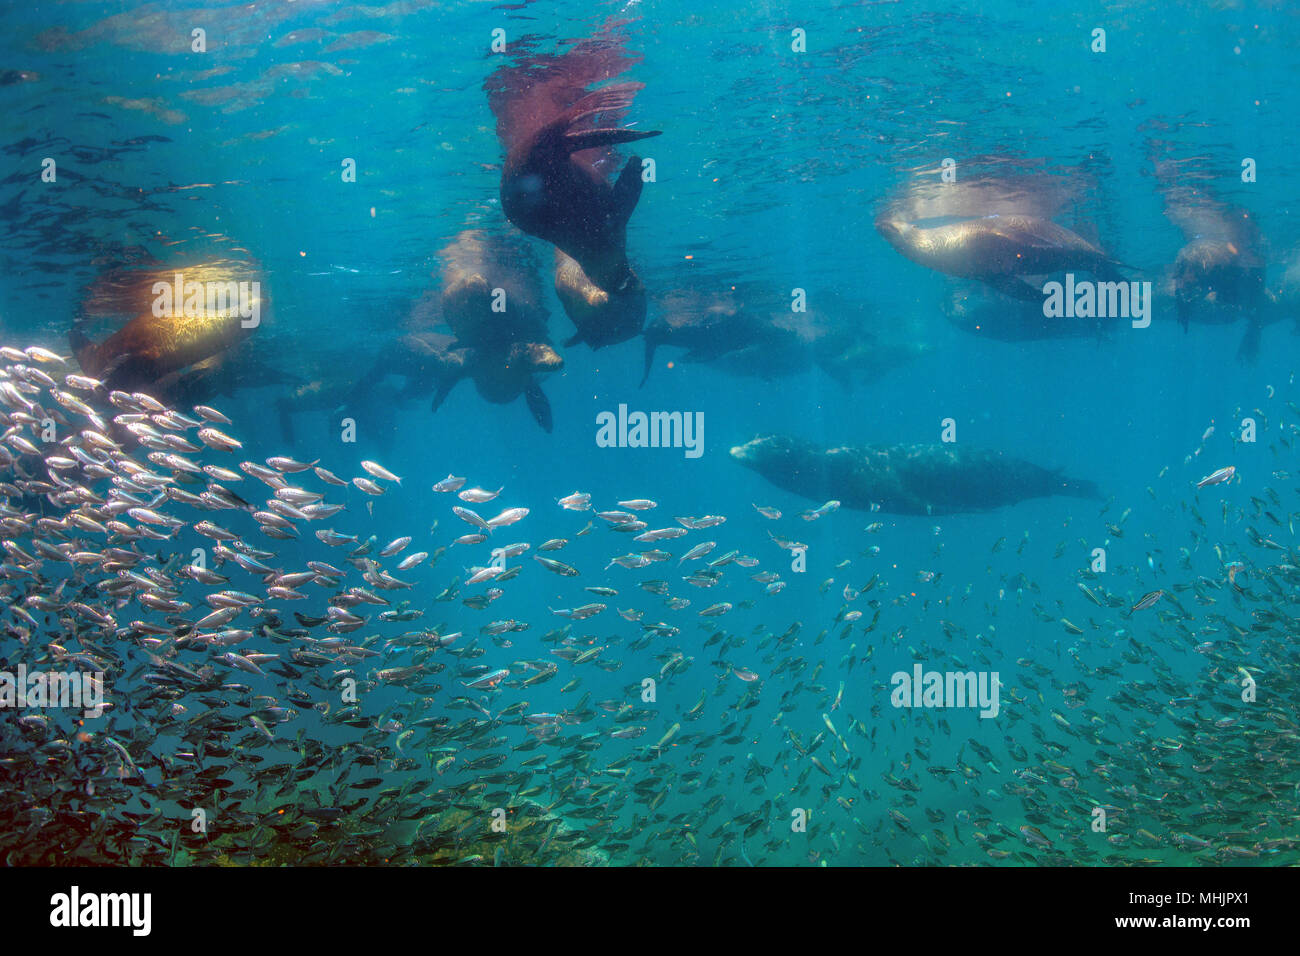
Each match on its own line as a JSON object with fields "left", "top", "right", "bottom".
{"left": 1, "top": 0, "right": 1298, "bottom": 870}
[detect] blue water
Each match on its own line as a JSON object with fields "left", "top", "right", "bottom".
{"left": 1, "top": 1, "right": 1297, "bottom": 866}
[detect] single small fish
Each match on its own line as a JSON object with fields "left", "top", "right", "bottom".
{"left": 557, "top": 491, "right": 591, "bottom": 510}
{"left": 1131, "top": 589, "right": 1164, "bottom": 612}
{"left": 361, "top": 460, "right": 401, "bottom": 484}
{"left": 1196, "top": 465, "right": 1235, "bottom": 488}
{"left": 458, "top": 486, "right": 502, "bottom": 503}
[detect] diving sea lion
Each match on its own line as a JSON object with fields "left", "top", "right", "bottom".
{"left": 499, "top": 83, "right": 660, "bottom": 294}
{"left": 553, "top": 250, "right": 646, "bottom": 349}
{"left": 875, "top": 214, "right": 1125, "bottom": 301}
{"left": 730, "top": 434, "right": 1100, "bottom": 516}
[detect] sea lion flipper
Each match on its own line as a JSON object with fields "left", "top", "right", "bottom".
{"left": 613, "top": 155, "right": 646, "bottom": 225}
{"left": 640, "top": 337, "right": 657, "bottom": 388}
{"left": 563, "top": 128, "right": 661, "bottom": 154}
{"left": 563, "top": 330, "right": 586, "bottom": 349}
{"left": 68, "top": 325, "right": 97, "bottom": 372}
{"left": 524, "top": 381, "right": 553, "bottom": 433}
{"left": 1237, "top": 317, "right": 1262, "bottom": 364}
{"left": 431, "top": 377, "right": 460, "bottom": 414}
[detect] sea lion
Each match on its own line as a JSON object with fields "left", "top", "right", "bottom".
{"left": 70, "top": 309, "right": 252, "bottom": 393}
{"left": 875, "top": 214, "right": 1125, "bottom": 301}
{"left": 1170, "top": 238, "right": 1267, "bottom": 355}
{"left": 431, "top": 339, "right": 563, "bottom": 433}
{"left": 640, "top": 286, "right": 767, "bottom": 386}
{"left": 498, "top": 83, "right": 660, "bottom": 294}
{"left": 554, "top": 250, "right": 646, "bottom": 349}
{"left": 69, "top": 259, "right": 265, "bottom": 393}
{"left": 730, "top": 434, "right": 1100, "bottom": 516}
{"left": 1152, "top": 155, "right": 1273, "bottom": 361}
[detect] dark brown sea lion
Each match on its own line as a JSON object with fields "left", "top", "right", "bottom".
{"left": 553, "top": 250, "right": 646, "bottom": 349}
{"left": 499, "top": 83, "right": 660, "bottom": 294}
{"left": 487, "top": 31, "right": 660, "bottom": 296}
{"left": 875, "top": 214, "right": 1125, "bottom": 301}
{"left": 731, "top": 434, "right": 1100, "bottom": 516}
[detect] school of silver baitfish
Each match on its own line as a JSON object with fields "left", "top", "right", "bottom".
{"left": 1, "top": 342, "right": 1298, "bottom": 867}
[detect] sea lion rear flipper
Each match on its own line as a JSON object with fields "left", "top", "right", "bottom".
{"left": 431, "top": 377, "right": 459, "bottom": 414}
{"left": 1237, "top": 317, "right": 1262, "bottom": 364}
{"left": 524, "top": 381, "right": 553, "bottom": 433}
{"left": 613, "top": 156, "right": 646, "bottom": 225}
{"left": 980, "top": 274, "right": 1041, "bottom": 302}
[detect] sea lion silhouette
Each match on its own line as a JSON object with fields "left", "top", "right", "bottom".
{"left": 731, "top": 434, "right": 1100, "bottom": 516}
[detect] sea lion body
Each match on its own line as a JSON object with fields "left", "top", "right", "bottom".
{"left": 876, "top": 214, "right": 1123, "bottom": 300}
{"left": 70, "top": 309, "right": 251, "bottom": 393}
{"left": 501, "top": 85, "right": 660, "bottom": 293}
{"left": 438, "top": 231, "right": 549, "bottom": 349}
{"left": 730, "top": 434, "right": 1099, "bottom": 516}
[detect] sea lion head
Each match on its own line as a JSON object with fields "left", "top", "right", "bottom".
{"left": 1172, "top": 238, "right": 1264, "bottom": 310}
{"left": 471, "top": 342, "right": 562, "bottom": 405}
{"left": 729, "top": 434, "right": 817, "bottom": 471}
{"left": 874, "top": 215, "right": 915, "bottom": 253}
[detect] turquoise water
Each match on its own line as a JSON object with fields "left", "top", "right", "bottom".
{"left": 1, "top": 1, "right": 1298, "bottom": 866}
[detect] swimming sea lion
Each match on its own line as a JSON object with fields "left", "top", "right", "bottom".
{"left": 70, "top": 259, "right": 266, "bottom": 393}
{"left": 554, "top": 250, "right": 646, "bottom": 349}
{"left": 499, "top": 83, "right": 660, "bottom": 294}
{"left": 730, "top": 434, "right": 1100, "bottom": 516}
{"left": 1151, "top": 154, "right": 1273, "bottom": 361}
{"left": 69, "top": 309, "right": 252, "bottom": 393}
{"left": 431, "top": 339, "right": 563, "bottom": 433}
{"left": 640, "top": 286, "right": 766, "bottom": 386}
{"left": 876, "top": 214, "right": 1125, "bottom": 301}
